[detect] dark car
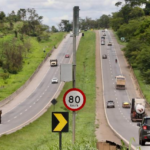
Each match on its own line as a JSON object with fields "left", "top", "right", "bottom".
{"left": 107, "top": 100, "right": 115, "bottom": 108}
{"left": 137, "top": 116, "right": 150, "bottom": 145}
{"left": 102, "top": 54, "right": 107, "bottom": 59}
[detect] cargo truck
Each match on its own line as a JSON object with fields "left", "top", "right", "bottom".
{"left": 50, "top": 59, "right": 57, "bottom": 67}
{"left": 115, "top": 75, "right": 125, "bottom": 90}
{"left": 131, "top": 98, "right": 146, "bottom": 122}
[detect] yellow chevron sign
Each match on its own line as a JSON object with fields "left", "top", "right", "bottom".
{"left": 52, "top": 112, "right": 69, "bottom": 132}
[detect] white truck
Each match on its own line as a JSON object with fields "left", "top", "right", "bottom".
{"left": 131, "top": 98, "right": 147, "bottom": 122}
{"left": 115, "top": 75, "right": 125, "bottom": 90}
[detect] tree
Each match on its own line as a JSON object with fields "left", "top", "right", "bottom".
{"left": 0, "top": 11, "right": 5, "bottom": 21}
{"left": 17, "top": 9, "right": 26, "bottom": 21}
{"left": 115, "top": 2, "right": 122, "bottom": 7}
{"left": 2, "top": 39, "right": 24, "bottom": 73}
{"left": 99, "top": 15, "right": 110, "bottom": 28}
{"left": 51, "top": 26, "right": 58, "bottom": 32}
{"left": 58, "top": 20, "right": 72, "bottom": 32}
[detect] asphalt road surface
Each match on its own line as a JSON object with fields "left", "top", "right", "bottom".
{"left": 0, "top": 34, "right": 81, "bottom": 135}
{"left": 100, "top": 30, "right": 150, "bottom": 150}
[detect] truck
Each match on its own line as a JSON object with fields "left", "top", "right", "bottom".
{"left": 50, "top": 59, "right": 57, "bottom": 67}
{"left": 115, "top": 75, "right": 125, "bottom": 90}
{"left": 131, "top": 98, "right": 146, "bottom": 122}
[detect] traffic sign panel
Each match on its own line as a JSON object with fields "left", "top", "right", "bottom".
{"left": 63, "top": 88, "right": 86, "bottom": 111}
{"left": 52, "top": 112, "right": 69, "bottom": 132}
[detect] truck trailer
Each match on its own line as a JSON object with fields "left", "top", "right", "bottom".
{"left": 131, "top": 98, "right": 147, "bottom": 122}
{"left": 115, "top": 75, "right": 125, "bottom": 90}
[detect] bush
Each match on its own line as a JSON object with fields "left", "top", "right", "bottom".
{"left": 0, "top": 72, "right": 9, "bottom": 80}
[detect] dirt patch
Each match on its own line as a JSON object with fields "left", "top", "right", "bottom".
{"left": 95, "top": 30, "right": 121, "bottom": 144}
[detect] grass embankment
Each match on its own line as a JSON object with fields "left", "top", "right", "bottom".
{"left": 133, "top": 70, "right": 150, "bottom": 103}
{"left": 0, "top": 32, "right": 65, "bottom": 101}
{"left": 0, "top": 31, "right": 96, "bottom": 150}
{"left": 113, "top": 31, "right": 127, "bottom": 47}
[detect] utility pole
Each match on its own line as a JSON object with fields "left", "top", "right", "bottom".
{"left": 72, "top": 6, "right": 79, "bottom": 144}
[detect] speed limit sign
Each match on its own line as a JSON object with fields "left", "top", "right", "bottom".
{"left": 63, "top": 88, "right": 86, "bottom": 111}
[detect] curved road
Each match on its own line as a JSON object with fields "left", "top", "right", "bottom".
{"left": 100, "top": 30, "right": 150, "bottom": 150}
{"left": 0, "top": 34, "right": 81, "bottom": 135}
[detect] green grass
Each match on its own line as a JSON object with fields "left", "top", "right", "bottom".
{"left": 0, "top": 31, "right": 96, "bottom": 150}
{"left": 133, "top": 70, "right": 150, "bottom": 103}
{"left": 0, "top": 32, "right": 66, "bottom": 101}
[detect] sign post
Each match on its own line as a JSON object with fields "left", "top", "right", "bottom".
{"left": 52, "top": 112, "right": 69, "bottom": 150}
{"left": 63, "top": 88, "right": 86, "bottom": 144}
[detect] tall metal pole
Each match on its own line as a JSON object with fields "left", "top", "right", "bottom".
{"left": 72, "top": 32, "right": 76, "bottom": 144}
{"left": 72, "top": 6, "right": 79, "bottom": 144}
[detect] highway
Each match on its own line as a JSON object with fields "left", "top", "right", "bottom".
{"left": 100, "top": 30, "right": 150, "bottom": 150}
{"left": 0, "top": 34, "right": 81, "bottom": 135}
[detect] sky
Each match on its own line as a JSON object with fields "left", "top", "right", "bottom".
{"left": 0, "top": 0, "right": 125, "bottom": 28}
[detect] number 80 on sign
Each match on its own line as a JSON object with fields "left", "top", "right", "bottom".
{"left": 63, "top": 88, "right": 86, "bottom": 111}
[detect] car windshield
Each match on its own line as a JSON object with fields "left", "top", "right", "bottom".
{"left": 108, "top": 101, "right": 113, "bottom": 104}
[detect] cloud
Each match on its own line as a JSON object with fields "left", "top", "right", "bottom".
{"left": 0, "top": 0, "right": 125, "bottom": 26}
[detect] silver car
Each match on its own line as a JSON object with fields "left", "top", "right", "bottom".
{"left": 51, "top": 77, "right": 58, "bottom": 84}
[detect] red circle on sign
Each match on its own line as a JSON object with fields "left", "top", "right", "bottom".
{"left": 63, "top": 88, "right": 86, "bottom": 111}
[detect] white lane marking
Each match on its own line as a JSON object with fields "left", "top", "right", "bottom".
{"left": 25, "top": 109, "right": 28, "bottom": 111}
{"left": 37, "top": 99, "right": 39, "bottom": 101}
{"left": 14, "top": 116, "right": 17, "bottom": 119}
{"left": 33, "top": 102, "right": 35, "bottom": 105}
{"left": 7, "top": 120, "right": 10, "bottom": 122}
{"left": 45, "top": 89, "right": 47, "bottom": 91}
{"left": 20, "top": 113, "right": 22, "bottom": 115}
{"left": 43, "top": 92, "right": 44, "bottom": 95}
{"left": 40, "top": 95, "right": 42, "bottom": 98}
{"left": 29, "top": 106, "right": 32, "bottom": 108}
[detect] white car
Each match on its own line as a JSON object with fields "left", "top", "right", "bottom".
{"left": 51, "top": 77, "right": 58, "bottom": 84}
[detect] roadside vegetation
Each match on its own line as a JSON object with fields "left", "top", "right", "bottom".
{"left": 109, "top": 0, "right": 150, "bottom": 103}
{"left": 0, "top": 8, "right": 66, "bottom": 101}
{"left": 0, "top": 31, "right": 96, "bottom": 150}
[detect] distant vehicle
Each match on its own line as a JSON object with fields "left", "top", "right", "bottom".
{"left": 107, "top": 100, "right": 115, "bottom": 108}
{"left": 108, "top": 42, "right": 112, "bottom": 46}
{"left": 122, "top": 101, "right": 130, "bottom": 108}
{"left": 84, "top": 29, "right": 87, "bottom": 31}
{"left": 102, "top": 54, "right": 107, "bottom": 59}
{"left": 103, "top": 33, "right": 106, "bottom": 36}
{"left": 131, "top": 98, "right": 146, "bottom": 122}
{"left": 137, "top": 116, "right": 150, "bottom": 145}
{"left": 101, "top": 40, "right": 105, "bottom": 45}
{"left": 65, "top": 54, "right": 70, "bottom": 58}
{"left": 70, "top": 34, "right": 73, "bottom": 37}
{"left": 102, "top": 30, "right": 105, "bottom": 32}
{"left": 51, "top": 77, "right": 58, "bottom": 84}
{"left": 115, "top": 75, "right": 125, "bottom": 90}
{"left": 105, "top": 28, "right": 108, "bottom": 31}
{"left": 50, "top": 59, "right": 57, "bottom": 67}
{"left": 101, "top": 37, "right": 105, "bottom": 40}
